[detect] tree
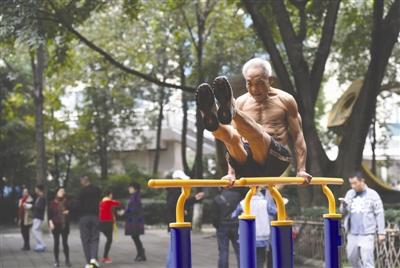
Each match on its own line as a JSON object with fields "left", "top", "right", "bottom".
{"left": 0, "top": 0, "right": 100, "bottom": 185}
{"left": 242, "top": 0, "right": 400, "bottom": 204}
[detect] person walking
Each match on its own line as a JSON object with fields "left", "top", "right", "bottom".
{"left": 340, "top": 172, "right": 386, "bottom": 268}
{"left": 99, "top": 189, "right": 121, "bottom": 264}
{"left": 17, "top": 187, "right": 33, "bottom": 251}
{"left": 32, "top": 184, "right": 46, "bottom": 252}
{"left": 48, "top": 187, "right": 71, "bottom": 267}
{"left": 77, "top": 176, "right": 102, "bottom": 268}
{"left": 212, "top": 188, "right": 243, "bottom": 268}
{"left": 124, "top": 182, "right": 146, "bottom": 262}
{"left": 232, "top": 187, "right": 276, "bottom": 268}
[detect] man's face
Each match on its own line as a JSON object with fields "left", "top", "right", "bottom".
{"left": 35, "top": 187, "right": 41, "bottom": 195}
{"left": 244, "top": 66, "right": 271, "bottom": 102}
{"left": 22, "top": 189, "right": 29, "bottom": 197}
{"left": 349, "top": 177, "right": 365, "bottom": 192}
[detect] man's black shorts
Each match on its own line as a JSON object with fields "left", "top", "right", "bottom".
{"left": 228, "top": 137, "right": 291, "bottom": 178}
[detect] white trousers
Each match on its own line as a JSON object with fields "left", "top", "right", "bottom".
{"left": 32, "top": 218, "right": 46, "bottom": 250}
{"left": 346, "top": 234, "right": 375, "bottom": 268}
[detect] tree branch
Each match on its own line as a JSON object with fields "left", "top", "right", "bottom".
{"left": 309, "top": 0, "right": 341, "bottom": 105}
{"left": 181, "top": 9, "right": 198, "bottom": 52}
{"left": 271, "top": 0, "right": 312, "bottom": 110}
{"left": 47, "top": 4, "right": 196, "bottom": 93}
{"left": 289, "top": 0, "right": 308, "bottom": 41}
{"left": 241, "top": 0, "right": 296, "bottom": 98}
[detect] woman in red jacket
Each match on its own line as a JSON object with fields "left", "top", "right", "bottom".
{"left": 99, "top": 189, "right": 121, "bottom": 264}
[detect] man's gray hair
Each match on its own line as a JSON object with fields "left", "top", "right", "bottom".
{"left": 242, "top": 58, "right": 272, "bottom": 77}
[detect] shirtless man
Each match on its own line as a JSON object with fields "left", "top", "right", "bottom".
{"left": 196, "top": 58, "right": 312, "bottom": 183}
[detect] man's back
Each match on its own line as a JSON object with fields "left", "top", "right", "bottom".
{"left": 213, "top": 189, "right": 242, "bottom": 227}
{"left": 78, "top": 184, "right": 101, "bottom": 217}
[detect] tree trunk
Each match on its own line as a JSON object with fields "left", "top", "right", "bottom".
{"left": 335, "top": 0, "right": 400, "bottom": 193}
{"left": 215, "top": 140, "right": 227, "bottom": 178}
{"left": 371, "top": 115, "right": 376, "bottom": 174}
{"left": 153, "top": 90, "right": 165, "bottom": 176}
{"left": 181, "top": 91, "right": 191, "bottom": 175}
{"left": 64, "top": 147, "right": 73, "bottom": 187}
{"left": 31, "top": 43, "right": 47, "bottom": 185}
{"left": 99, "top": 135, "right": 108, "bottom": 180}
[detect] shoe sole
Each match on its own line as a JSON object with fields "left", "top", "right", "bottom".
{"left": 196, "top": 83, "right": 219, "bottom": 132}
{"left": 213, "top": 76, "right": 233, "bottom": 124}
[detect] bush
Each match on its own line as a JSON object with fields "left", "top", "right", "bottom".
{"left": 385, "top": 209, "right": 400, "bottom": 225}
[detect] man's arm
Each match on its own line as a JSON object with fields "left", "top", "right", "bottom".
{"left": 373, "top": 194, "right": 386, "bottom": 236}
{"left": 285, "top": 95, "right": 311, "bottom": 182}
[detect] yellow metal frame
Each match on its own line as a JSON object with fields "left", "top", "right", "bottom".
{"left": 147, "top": 177, "right": 343, "bottom": 226}
{"left": 238, "top": 187, "right": 257, "bottom": 220}
{"left": 322, "top": 185, "right": 342, "bottom": 219}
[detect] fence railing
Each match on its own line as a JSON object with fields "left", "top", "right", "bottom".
{"left": 294, "top": 220, "right": 400, "bottom": 267}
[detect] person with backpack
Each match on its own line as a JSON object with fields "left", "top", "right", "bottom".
{"left": 212, "top": 188, "right": 243, "bottom": 268}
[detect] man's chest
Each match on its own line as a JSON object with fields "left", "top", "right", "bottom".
{"left": 349, "top": 195, "right": 374, "bottom": 214}
{"left": 240, "top": 99, "right": 287, "bottom": 125}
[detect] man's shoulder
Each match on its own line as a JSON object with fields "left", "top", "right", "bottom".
{"left": 236, "top": 92, "right": 250, "bottom": 102}
{"left": 366, "top": 187, "right": 381, "bottom": 198}
{"left": 274, "top": 88, "right": 295, "bottom": 103}
{"left": 345, "top": 189, "right": 356, "bottom": 196}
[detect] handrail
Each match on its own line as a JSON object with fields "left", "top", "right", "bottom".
{"left": 147, "top": 177, "right": 343, "bottom": 188}
{"left": 147, "top": 177, "right": 344, "bottom": 225}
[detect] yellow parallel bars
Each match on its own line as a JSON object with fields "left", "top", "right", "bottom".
{"left": 147, "top": 177, "right": 344, "bottom": 226}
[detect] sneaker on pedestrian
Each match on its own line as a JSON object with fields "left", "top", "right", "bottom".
{"left": 90, "top": 258, "right": 100, "bottom": 267}
{"left": 100, "top": 257, "right": 112, "bottom": 264}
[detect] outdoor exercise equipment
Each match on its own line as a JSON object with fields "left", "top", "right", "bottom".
{"left": 148, "top": 177, "right": 343, "bottom": 268}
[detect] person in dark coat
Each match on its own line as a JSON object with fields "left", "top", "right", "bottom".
{"left": 48, "top": 187, "right": 71, "bottom": 267}
{"left": 124, "top": 182, "right": 146, "bottom": 262}
{"left": 76, "top": 176, "right": 102, "bottom": 268}
{"left": 212, "top": 188, "right": 243, "bottom": 268}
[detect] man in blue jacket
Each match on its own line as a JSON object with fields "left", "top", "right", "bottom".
{"left": 340, "top": 172, "right": 386, "bottom": 268}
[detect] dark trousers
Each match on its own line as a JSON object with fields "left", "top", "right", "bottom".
{"left": 267, "top": 247, "right": 272, "bottom": 268}
{"left": 79, "top": 215, "right": 100, "bottom": 263}
{"left": 21, "top": 224, "right": 31, "bottom": 249}
{"left": 131, "top": 234, "right": 144, "bottom": 256}
{"left": 100, "top": 221, "right": 113, "bottom": 258}
{"left": 216, "top": 225, "right": 240, "bottom": 268}
{"left": 52, "top": 229, "right": 69, "bottom": 262}
{"left": 257, "top": 247, "right": 266, "bottom": 268}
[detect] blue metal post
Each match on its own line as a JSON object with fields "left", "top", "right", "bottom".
{"left": 170, "top": 226, "right": 191, "bottom": 268}
{"left": 324, "top": 217, "right": 342, "bottom": 268}
{"left": 271, "top": 224, "right": 294, "bottom": 268}
{"left": 239, "top": 217, "right": 256, "bottom": 268}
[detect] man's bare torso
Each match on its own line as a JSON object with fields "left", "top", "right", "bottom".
{"left": 236, "top": 87, "right": 292, "bottom": 146}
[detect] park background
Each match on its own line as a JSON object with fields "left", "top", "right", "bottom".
{"left": 0, "top": 0, "right": 399, "bottom": 267}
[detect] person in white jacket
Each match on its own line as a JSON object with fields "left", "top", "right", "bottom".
{"left": 232, "top": 187, "right": 276, "bottom": 268}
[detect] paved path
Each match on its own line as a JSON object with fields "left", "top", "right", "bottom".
{"left": 0, "top": 225, "right": 238, "bottom": 268}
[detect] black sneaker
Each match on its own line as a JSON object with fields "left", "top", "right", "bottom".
{"left": 196, "top": 83, "right": 219, "bottom": 132}
{"left": 213, "top": 76, "right": 235, "bottom": 124}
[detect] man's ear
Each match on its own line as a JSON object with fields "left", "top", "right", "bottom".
{"left": 269, "top": 76, "right": 276, "bottom": 86}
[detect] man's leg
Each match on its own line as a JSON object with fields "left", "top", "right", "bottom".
{"left": 79, "top": 216, "right": 91, "bottom": 263}
{"left": 216, "top": 226, "right": 230, "bottom": 268}
{"left": 32, "top": 218, "right": 46, "bottom": 250}
{"left": 232, "top": 110, "right": 271, "bottom": 164}
{"left": 213, "top": 125, "right": 247, "bottom": 164}
{"left": 346, "top": 234, "right": 362, "bottom": 268}
{"left": 359, "top": 235, "right": 375, "bottom": 268}
{"left": 89, "top": 216, "right": 100, "bottom": 261}
{"left": 228, "top": 226, "right": 240, "bottom": 266}
{"left": 256, "top": 246, "right": 267, "bottom": 268}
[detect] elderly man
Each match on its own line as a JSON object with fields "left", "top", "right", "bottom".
{"left": 196, "top": 58, "right": 311, "bottom": 182}
{"left": 340, "top": 172, "right": 386, "bottom": 268}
